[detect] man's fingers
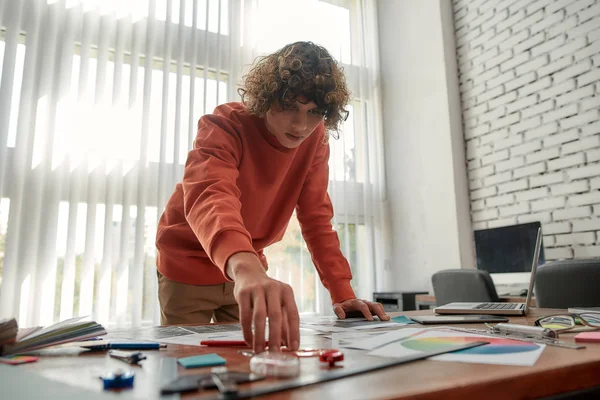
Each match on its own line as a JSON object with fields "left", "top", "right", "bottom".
{"left": 266, "top": 290, "right": 283, "bottom": 352}
{"left": 282, "top": 286, "right": 300, "bottom": 351}
{"left": 281, "top": 307, "right": 292, "bottom": 349}
{"left": 252, "top": 295, "right": 267, "bottom": 353}
{"left": 370, "top": 302, "right": 390, "bottom": 320}
{"left": 356, "top": 300, "right": 373, "bottom": 320}
{"left": 333, "top": 304, "right": 346, "bottom": 319}
{"left": 238, "top": 291, "right": 254, "bottom": 346}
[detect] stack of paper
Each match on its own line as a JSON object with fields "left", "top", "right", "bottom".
{"left": 0, "top": 316, "right": 106, "bottom": 355}
{"left": 300, "top": 316, "right": 406, "bottom": 333}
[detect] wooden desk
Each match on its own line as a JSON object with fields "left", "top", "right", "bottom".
{"left": 415, "top": 294, "right": 537, "bottom": 309}
{"left": 11, "top": 308, "right": 600, "bottom": 400}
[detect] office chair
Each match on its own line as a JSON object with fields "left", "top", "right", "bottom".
{"left": 534, "top": 258, "right": 600, "bottom": 308}
{"left": 431, "top": 269, "right": 500, "bottom": 306}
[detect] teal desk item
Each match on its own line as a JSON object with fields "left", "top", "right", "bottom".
{"left": 391, "top": 316, "right": 415, "bottom": 324}
{"left": 177, "top": 353, "right": 227, "bottom": 368}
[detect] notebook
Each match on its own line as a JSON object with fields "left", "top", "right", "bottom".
{"left": 434, "top": 227, "right": 542, "bottom": 316}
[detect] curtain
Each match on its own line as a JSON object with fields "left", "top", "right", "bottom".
{"left": 0, "top": 0, "right": 387, "bottom": 328}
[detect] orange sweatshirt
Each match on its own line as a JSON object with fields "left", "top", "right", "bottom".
{"left": 156, "top": 102, "right": 356, "bottom": 304}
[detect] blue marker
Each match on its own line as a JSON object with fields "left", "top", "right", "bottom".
{"left": 88, "top": 342, "right": 166, "bottom": 350}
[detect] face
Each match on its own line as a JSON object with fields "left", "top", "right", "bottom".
{"left": 264, "top": 99, "right": 325, "bottom": 149}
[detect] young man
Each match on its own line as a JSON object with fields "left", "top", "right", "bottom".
{"left": 156, "top": 41, "right": 388, "bottom": 353}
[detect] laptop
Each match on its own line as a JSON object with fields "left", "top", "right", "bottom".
{"left": 434, "top": 227, "right": 542, "bottom": 316}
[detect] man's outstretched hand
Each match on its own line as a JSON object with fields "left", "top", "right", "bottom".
{"left": 333, "top": 298, "right": 390, "bottom": 321}
{"left": 227, "top": 252, "right": 300, "bottom": 354}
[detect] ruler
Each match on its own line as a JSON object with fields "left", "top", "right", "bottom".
{"left": 203, "top": 340, "right": 489, "bottom": 400}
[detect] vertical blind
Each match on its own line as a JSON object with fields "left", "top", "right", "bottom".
{"left": 0, "top": 0, "right": 388, "bottom": 328}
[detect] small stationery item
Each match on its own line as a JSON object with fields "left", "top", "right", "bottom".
{"left": 249, "top": 351, "right": 300, "bottom": 378}
{"left": 237, "top": 347, "right": 343, "bottom": 359}
{"left": 391, "top": 316, "right": 416, "bottom": 324}
{"left": 160, "top": 371, "right": 266, "bottom": 394}
{"left": 450, "top": 326, "right": 584, "bottom": 350}
{"left": 108, "top": 350, "right": 147, "bottom": 365}
{"left": 100, "top": 369, "right": 135, "bottom": 390}
{"left": 177, "top": 353, "right": 227, "bottom": 369}
{"left": 492, "top": 323, "right": 557, "bottom": 339}
{"left": 211, "top": 367, "right": 239, "bottom": 396}
{"left": 574, "top": 332, "right": 600, "bottom": 343}
{"left": 319, "top": 350, "right": 344, "bottom": 367}
{"left": 0, "top": 355, "right": 39, "bottom": 365}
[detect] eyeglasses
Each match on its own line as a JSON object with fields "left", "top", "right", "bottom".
{"left": 535, "top": 312, "right": 600, "bottom": 332}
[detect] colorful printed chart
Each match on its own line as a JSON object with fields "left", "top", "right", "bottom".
{"left": 368, "top": 328, "right": 546, "bottom": 366}
{"left": 401, "top": 336, "right": 540, "bottom": 355}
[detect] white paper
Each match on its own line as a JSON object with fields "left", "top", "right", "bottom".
{"left": 299, "top": 316, "right": 404, "bottom": 333}
{"left": 158, "top": 327, "right": 322, "bottom": 346}
{"left": 301, "top": 317, "right": 368, "bottom": 325}
{"left": 299, "top": 324, "right": 351, "bottom": 333}
{"left": 329, "top": 331, "right": 385, "bottom": 348}
{"left": 352, "top": 321, "right": 407, "bottom": 330}
{"left": 158, "top": 334, "right": 207, "bottom": 346}
{"left": 368, "top": 328, "right": 545, "bottom": 366}
{"left": 342, "top": 328, "right": 425, "bottom": 350}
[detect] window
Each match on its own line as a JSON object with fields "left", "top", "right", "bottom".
{"left": 0, "top": 198, "right": 9, "bottom": 288}
{"left": 0, "top": 0, "right": 385, "bottom": 326}
{"left": 0, "top": 38, "right": 26, "bottom": 149}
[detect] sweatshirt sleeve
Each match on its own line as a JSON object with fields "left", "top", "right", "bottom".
{"left": 296, "top": 139, "right": 356, "bottom": 304}
{"left": 182, "top": 111, "right": 258, "bottom": 278}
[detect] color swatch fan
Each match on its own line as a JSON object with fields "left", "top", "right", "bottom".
{"left": 0, "top": 316, "right": 106, "bottom": 356}
{"left": 0, "top": 318, "right": 18, "bottom": 346}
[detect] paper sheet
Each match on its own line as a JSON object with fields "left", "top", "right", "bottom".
{"left": 329, "top": 331, "right": 386, "bottom": 348}
{"left": 341, "top": 328, "right": 423, "bottom": 350}
{"left": 157, "top": 326, "right": 321, "bottom": 346}
{"left": 300, "top": 316, "right": 406, "bottom": 333}
{"left": 159, "top": 334, "right": 208, "bottom": 346}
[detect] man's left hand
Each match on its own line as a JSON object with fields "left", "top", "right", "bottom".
{"left": 333, "top": 298, "right": 390, "bottom": 321}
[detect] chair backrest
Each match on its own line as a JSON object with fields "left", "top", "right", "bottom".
{"left": 431, "top": 269, "right": 500, "bottom": 306}
{"left": 534, "top": 258, "right": 600, "bottom": 308}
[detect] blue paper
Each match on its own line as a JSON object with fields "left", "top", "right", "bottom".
{"left": 391, "top": 315, "right": 415, "bottom": 324}
{"left": 177, "top": 353, "right": 227, "bottom": 368}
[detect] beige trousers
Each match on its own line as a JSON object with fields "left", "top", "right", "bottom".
{"left": 157, "top": 271, "right": 240, "bottom": 325}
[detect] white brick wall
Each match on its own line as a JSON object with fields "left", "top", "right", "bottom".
{"left": 454, "top": 0, "right": 600, "bottom": 261}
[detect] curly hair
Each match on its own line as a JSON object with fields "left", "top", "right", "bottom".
{"left": 238, "top": 41, "right": 350, "bottom": 136}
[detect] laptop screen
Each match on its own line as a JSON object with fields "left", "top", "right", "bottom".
{"left": 475, "top": 222, "right": 545, "bottom": 274}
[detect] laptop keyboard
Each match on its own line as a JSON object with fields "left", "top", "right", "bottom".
{"left": 474, "top": 303, "right": 520, "bottom": 310}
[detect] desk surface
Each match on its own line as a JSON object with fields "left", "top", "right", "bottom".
{"left": 13, "top": 308, "right": 600, "bottom": 400}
